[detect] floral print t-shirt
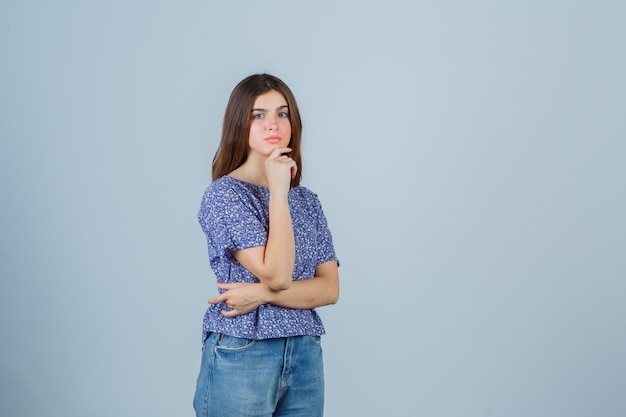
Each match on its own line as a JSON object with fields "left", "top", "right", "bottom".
{"left": 198, "top": 176, "right": 338, "bottom": 341}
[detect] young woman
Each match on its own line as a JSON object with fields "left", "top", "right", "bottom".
{"left": 193, "top": 74, "right": 340, "bottom": 417}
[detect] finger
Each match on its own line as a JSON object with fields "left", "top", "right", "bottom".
{"left": 208, "top": 293, "right": 227, "bottom": 304}
{"left": 268, "top": 147, "right": 292, "bottom": 159}
{"left": 215, "top": 282, "right": 237, "bottom": 290}
{"left": 221, "top": 309, "right": 239, "bottom": 318}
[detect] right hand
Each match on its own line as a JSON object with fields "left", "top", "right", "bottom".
{"left": 208, "top": 282, "right": 271, "bottom": 317}
{"left": 265, "top": 147, "right": 297, "bottom": 193}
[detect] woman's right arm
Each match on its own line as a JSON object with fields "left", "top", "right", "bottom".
{"left": 208, "top": 260, "right": 339, "bottom": 317}
{"left": 229, "top": 147, "right": 297, "bottom": 291}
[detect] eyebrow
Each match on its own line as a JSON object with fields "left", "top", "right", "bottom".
{"left": 251, "top": 105, "right": 289, "bottom": 112}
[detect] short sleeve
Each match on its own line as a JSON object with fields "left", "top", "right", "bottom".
{"left": 198, "top": 183, "right": 267, "bottom": 263}
{"left": 308, "top": 192, "right": 339, "bottom": 267}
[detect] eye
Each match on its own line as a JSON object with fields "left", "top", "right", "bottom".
{"left": 278, "top": 111, "right": 289, "bottom": 118}
{"left": 252, "top": 113, "right": 264, "bottom": 119}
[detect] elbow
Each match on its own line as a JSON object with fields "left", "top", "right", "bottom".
{"left": 257, "top": 265, "right": 293, "bottom": 291}
{"left": 327, "top": 284, "right": 340, "bottom": 305}
{"left": 270, "top": 281, "right": 292, "bottom": 291}
{"left": 266, "top": 276, "right": 292, "bottom": 291}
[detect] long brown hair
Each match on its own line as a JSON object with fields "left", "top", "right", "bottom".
{"left": 211, "top": 74, "right": 303, "bottom": 187}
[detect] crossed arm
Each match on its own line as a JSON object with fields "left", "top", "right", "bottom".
{"left": 208, "top": 259, "right": 339, "bottom": 317}
{"left": 210, "top": 148, "right": 338, "bottom": 317}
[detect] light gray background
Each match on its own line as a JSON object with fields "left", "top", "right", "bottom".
{"left": 1, "top": 1, "right": 624, "bottom": 416}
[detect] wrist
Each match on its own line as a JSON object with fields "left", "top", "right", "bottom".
{"left": 269, "top": 191, "right": 290, "bottom": 204}
{"left": 260, "top": 282, "right": 278, "bottom": 304}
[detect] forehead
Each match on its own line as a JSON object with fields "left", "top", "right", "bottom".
{"left": 252, "top": 90, "right": 287, "bottom": 109}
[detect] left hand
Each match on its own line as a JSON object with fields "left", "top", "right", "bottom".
{"left": 208, "top": 282, "right": 269, "bottom": 317}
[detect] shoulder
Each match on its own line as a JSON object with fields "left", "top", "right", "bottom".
{"left": 199, "top": 177, "right": 242, "bottom": 216}
{"left": 291, "top": 185, "right": 318, "bottom": 202}
{"left": 203, "top": 176, "right": 234, "bottom": 198}
{"left": 200, "top": 176, "right": 268, "bottom": 216}
{"left": 290, "top": 185, "right": 325, "bottom": 213}
{"left": 203, "top": 176, "right": 258, "bottom": 201}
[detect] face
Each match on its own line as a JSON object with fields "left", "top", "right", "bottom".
{"left": 247, "top": 90, "right": 292, "bottom": 157}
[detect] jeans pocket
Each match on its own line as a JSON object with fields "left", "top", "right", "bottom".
{"left": 215, "top": 335, "right": 257, "bottom": 352}
{"left": 308, "top": 335, "right": 322, "bottom": 346}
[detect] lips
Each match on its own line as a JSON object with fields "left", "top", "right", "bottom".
{"left": 264, "top": 136, "right": 282, "bottom": 144}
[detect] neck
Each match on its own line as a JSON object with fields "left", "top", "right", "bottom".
{"left": 229, "top": 155, "right": 268, "bottom": 187}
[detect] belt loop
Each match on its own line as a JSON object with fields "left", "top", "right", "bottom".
{"left": 218, "top": 333, "right": 223, "bottom": 341}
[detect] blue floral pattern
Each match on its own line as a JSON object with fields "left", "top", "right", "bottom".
{"left": 198, "top": 176, "right": 338, "bottom": 341}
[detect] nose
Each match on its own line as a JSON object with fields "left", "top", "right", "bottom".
{"left": 266, "top": 114, "right": 279, "bottom": 130}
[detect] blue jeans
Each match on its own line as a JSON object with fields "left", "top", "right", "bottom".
{"left": 193, "top": 333, "right": 325, "bottom": 417}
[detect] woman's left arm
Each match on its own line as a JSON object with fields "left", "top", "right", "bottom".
{"left": 208, "top": 260, "right": 339, "bottom": 318}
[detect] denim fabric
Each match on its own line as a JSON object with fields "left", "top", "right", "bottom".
{"left": 193, "top": 333, "right": 324, "bottom": 417}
